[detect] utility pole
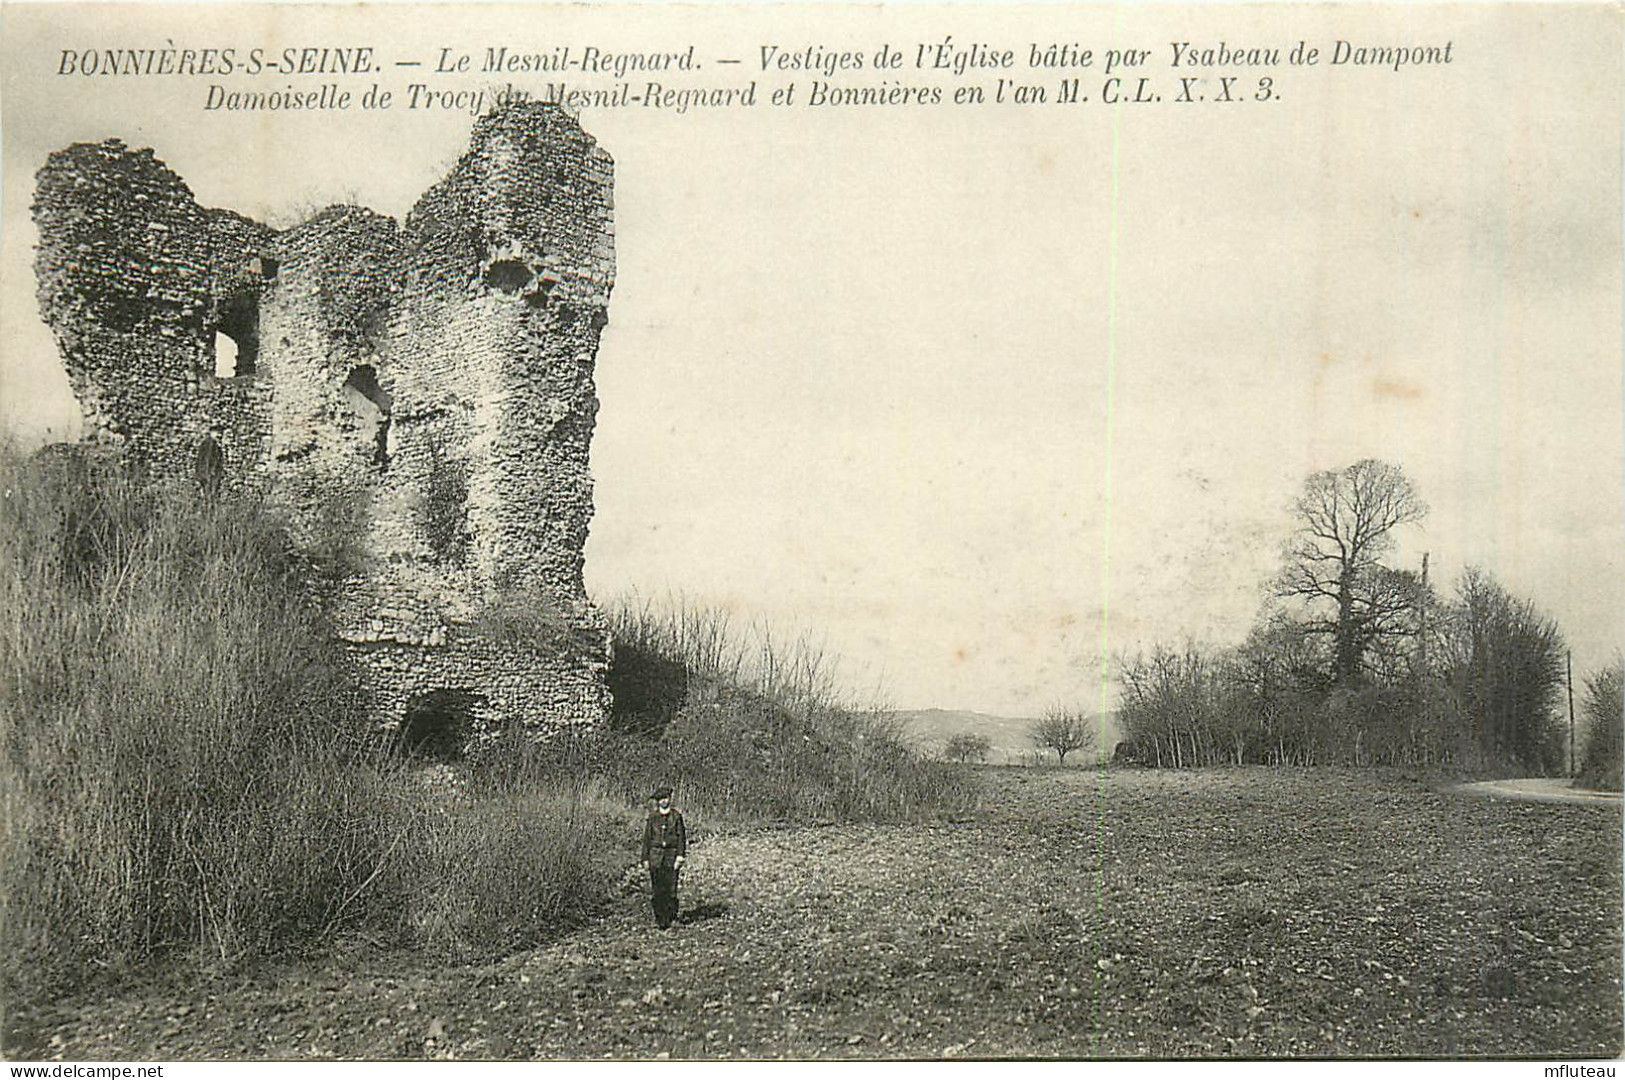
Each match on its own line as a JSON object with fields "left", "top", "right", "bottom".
{"left": 1414, "top": 552, "right": 1431, "bottom": 767}
{"left": 1567, "top": 650, "right": 1576, "bottom": 776}
{"left": 1417, "top": 552, "right": 1429, "bottom": 676}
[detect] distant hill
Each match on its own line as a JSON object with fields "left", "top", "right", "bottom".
{"left": 891, "top": 708, "right": 1120, "bottom": 764}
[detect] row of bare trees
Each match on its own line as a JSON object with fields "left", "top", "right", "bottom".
{"left": 1117, "top": 459, "right": 1596, "bottom": 775}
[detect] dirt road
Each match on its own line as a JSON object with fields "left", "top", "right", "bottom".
{"left": 1448, "top": 778, "right": 1622, "bottom": 808}
{"left": 11, "top": 767, "right": 1621, "bottom": 1060}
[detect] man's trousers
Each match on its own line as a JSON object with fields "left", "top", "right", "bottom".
{"left": 650, "top": 865, "right": 680, "bottom": 928}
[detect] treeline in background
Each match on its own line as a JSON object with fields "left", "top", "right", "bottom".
{"left": 1113, "top": 459, "right": 1621, "bottom": 786}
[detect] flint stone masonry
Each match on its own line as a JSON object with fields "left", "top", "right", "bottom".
{"left": 33, "top": 103, "right": 617, "bottom": 745}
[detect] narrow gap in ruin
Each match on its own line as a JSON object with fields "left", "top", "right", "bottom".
{"left": 484, "top": 259, "right": 533, "bottom": 295}
{"left": 257, "top": 255, "right": 280, "bottom": 281}
{"left": 211, "top": 292, "right": 259, "bottom": 377}
{"left": 194, "top": 437, "right": 224, "bottom": 494}
{"left": 342, "top": 365, "right": 394, "bottom": 469}
{"left": 396, "top": 689, "right": 484, "bottom": 763}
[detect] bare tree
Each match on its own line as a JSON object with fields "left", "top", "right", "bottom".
{"left": 1275, "top": 459, "right": 1428, "bottom": 685}
{"left": 944, "top": 732, "right": 992, "bottom": 764}
{"left": 1030, "top": 706, "right": 1095, "bottom": 765}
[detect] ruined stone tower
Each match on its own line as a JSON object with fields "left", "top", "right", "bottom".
{"left": 33, "top": 102, "right": 616, "bottom": 748}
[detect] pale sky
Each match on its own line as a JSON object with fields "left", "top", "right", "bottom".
{"left": 2, "top": 3, "right": 1620, "bottom": 715}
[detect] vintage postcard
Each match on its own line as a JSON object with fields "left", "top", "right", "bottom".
{"left": 0, "top": 1, "right": 1620, "bottom": 1068}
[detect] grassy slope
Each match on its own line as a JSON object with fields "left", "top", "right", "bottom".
{"left": 10, "top": 767, "right": 1619, "bottom": 1060}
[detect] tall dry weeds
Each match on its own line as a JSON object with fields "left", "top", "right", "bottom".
{"left": 0, "top": 448, "right": 395, "bottom": 994}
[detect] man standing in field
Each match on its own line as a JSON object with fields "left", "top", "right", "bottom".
{"left": 641, "top": 784, "right": 687, "bottom": 929}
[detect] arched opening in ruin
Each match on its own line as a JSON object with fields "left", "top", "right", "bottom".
{"left": 211, "top": 292, "right": 259, "bottom": 377}
{"left": 484, "top": 259, "right": 533, "bottom": 295}
{"left": 397, "top": 689, "right": 484, "bottom": 762}
{"left": 194, "top": 437, "right": 224, "bottom": 493}
{"left": 341, "top": 365, "right": 393, "bottom": 469}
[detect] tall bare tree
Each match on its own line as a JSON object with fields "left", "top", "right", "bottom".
{"left": 1275, "top": 459, "right": 1428, "bottom": 685}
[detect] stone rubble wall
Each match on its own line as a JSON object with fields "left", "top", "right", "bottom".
{"left": 32, "top": 102, "right": 616, "bottom": 744}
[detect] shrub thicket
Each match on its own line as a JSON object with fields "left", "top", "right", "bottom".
{"left": 380, "top": 765, "right": 637, "bottom": 959}
{"left": 0, "top": 448, "right": 637, "bottom": 997}
{"left": 604, "top": 595, "right": 979, "bottom": 824}
{"left": 1577, "top": 659, "right": 1623, "bottom": 791}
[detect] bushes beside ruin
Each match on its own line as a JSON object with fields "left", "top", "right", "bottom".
{"left": 0, "top": 449, "right": 639, "bottom": 997}
{"left": 604, "top": 596, "right": 979, "bottom": 824}
{"left": 382, "top": 771, "right": 637, "bottom": 959}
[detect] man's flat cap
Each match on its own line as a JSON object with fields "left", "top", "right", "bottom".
{"left": 650, "top": 785, "right": 673, "bottom": 800}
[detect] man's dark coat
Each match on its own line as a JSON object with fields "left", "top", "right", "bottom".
{"left": 642, "top": 808, "right": 687, "bottom": 868}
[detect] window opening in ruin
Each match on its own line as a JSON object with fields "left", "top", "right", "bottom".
{"left": 194, "top": 437, "right": 224, "bottom": 494}
{"left": 257, "top": 255, "right": 280, "bottom": 281}
{"left": 526, "top": 278, "right": 556, "bottom": 311}
{"left": 397, "top": 689, "right": 484, "bottom": 762}
{"left": 211, "top": 292, "right": 259, "bottom": 377}
{"left": 342, "top": 365, "right": 394, "bottom": 469}
{"left": 212, "top": 333, "right": 239, "bottom": 378}
{"left": 484, "top": 259, "right": 533, "bottom": 295}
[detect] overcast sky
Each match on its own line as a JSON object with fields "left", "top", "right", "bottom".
{"left": 3, "top": 4, "right": 1620, "bottom": 715}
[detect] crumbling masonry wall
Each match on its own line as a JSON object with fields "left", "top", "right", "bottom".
{"left": 32, "top": 103, "right": 616, "bottom": 745}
